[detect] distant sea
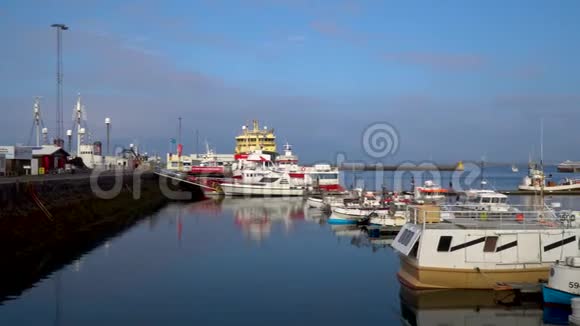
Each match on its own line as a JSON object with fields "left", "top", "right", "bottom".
{"left": 340, "top": 164, "right": 580, "bottom": 192}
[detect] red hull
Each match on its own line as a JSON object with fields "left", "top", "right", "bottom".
{"left": 190, "top": 166, "right": 224, "bottom": 175}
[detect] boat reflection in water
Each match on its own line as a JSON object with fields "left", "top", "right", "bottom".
{"left": 185, "top": 197, "right": 310, "bottom": 242}
{"left": 329, "top": 224, "right": 395, "bottom": 252}
{"left": 399, "top": 286, "right": 571, "bottom": 326}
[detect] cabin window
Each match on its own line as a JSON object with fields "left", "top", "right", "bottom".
{"left": 398, "top": 229, "right": 415, "bottom": 246}
{"left": 437, "top": 236, "right": 452, "bottom": 252}
{"left": 491, "top": 198, "right": 499, "bottom": 204}
{"left": 484, "top": 236, "right": 498, "bottom": 252}
{"left": 482, "top": 197, "right": 491, "bottom": 203}
{"left": 410, "top": 240, "right": 419, "bottom": 258}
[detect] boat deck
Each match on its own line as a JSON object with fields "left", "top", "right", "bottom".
{"left": 416, "top": 217, "right": 574, "bottom": 230}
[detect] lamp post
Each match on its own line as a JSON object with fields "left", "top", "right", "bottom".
{"left": 42, "top": 128, "right": 49, "bottom": 145}
{"left": 105, "top": 117, "right": 111, "bottom": 156}
{"left": 51, "top": 23, "right": 68, "bottom": 147}
{"left": 66, "top": 129, "right": 72, "bottom": 153}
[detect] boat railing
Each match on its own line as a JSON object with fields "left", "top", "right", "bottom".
{"left": 406, "top": 204, "right": 574, "bottom": 230}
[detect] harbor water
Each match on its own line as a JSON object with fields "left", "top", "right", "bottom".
{"left": 0, "top": 197, "right": 577, "bottom": 325}
{"left": 1, "top": 169, "right": 580, "bottom": 325}
{"left": 342, "top": 164, "right": 580, "bottom": 192}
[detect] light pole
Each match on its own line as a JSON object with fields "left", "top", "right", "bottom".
{"left": 51, "top": 23, "right": 68, "bottom": 147}
{"left": 105, "top": 117, "right": 111, "bottom": 156}
{"left": 66, "top": 130, "right": 72, "bottom": 153}
{"left": 42, "top": 128, "right": 49, "bottom": 145}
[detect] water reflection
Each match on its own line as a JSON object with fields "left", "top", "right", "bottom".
{"left": 399, "top": 286, "right": 548, "bottom": 326}
{"left": 183, "top": 197, "right": 314, "bottom": 242}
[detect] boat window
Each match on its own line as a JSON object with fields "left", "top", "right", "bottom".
{"left": 259, "top": 177, "right": 279, "bottom": 183}
{"left": 483, "top": 236, "right": 498, "bottom": 252}
{"left": 491, "top": 198, "right": 499, "bottom": 204}
{"left": 398, "top": 229, "right": 415, "bottom": 246}
{"left": 437, "top": 236, "right": 452, "bottom": 252}
{"left": 500, "top": 198, "right": 507, "bottom": 204}
{"left": 410, "top": 240, "right": 419, "bottom": 258}
{"left": 482, "top": 197, "right": 491, "bottom": 203}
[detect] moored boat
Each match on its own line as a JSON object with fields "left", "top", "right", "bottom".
{"left": 393, "top": 204, "right": 580, "bottom": 289}
{"left": 519, "top": 161, "right": 580, "bottom": 191}
{"left": 221, "top": 172, "right": 305, "bottom": 197}
{"left": 306, "top": 196, "right": 325, "bottom": 209}
{"left": 414, "top": 180, "right": 448, "bottom": 204}
{"left": 543, "top": 257, "right": 580, "bottom": 305}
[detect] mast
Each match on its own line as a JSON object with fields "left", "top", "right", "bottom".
{"left": 33, "top": 97, "right": 42, "bottom": 146}
{"left": 75, "top": 94, "right": 82, "bottom": 155}
{"left": 540, "top": 119, "right": 545, "bottom": 213}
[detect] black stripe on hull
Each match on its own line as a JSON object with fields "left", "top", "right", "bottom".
{"left": 544, "top": 236, "right": 576, "bottom": 252}
{"left": 450, "top": 237, "right": 486, "bottom": 252}
{"left": 496, "top": 240, "right": 517, "bottom": 252}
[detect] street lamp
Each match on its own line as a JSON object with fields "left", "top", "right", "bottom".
{"left": 51, "top": 23, "right": 68, "bottom": 148}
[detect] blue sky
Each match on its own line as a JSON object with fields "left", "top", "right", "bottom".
{"left": 1, "top": 0, "right": 580, "bottom": 164}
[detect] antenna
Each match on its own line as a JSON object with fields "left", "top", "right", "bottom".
{"left": 32, "top": 96, "right": 44, "bottom": 146}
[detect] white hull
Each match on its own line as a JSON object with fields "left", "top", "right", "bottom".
{"left": 547, "top": 259, "right": 580, "bottom": 295}
{"left": 221, "top": 183, "right": 305, "bottom": 197}
{"left": 369, "top": 216, "right": 406, "bottom": 227}
{"left": 518, "top": 184, "right": 580, "bottom": 191}
{"left": 331, "top": 206, "right": 389, "bottom": 219}
{"left": 306, "top": 197, "right": 325, "bottom": 209}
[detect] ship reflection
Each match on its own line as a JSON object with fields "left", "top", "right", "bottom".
{"left": 330, "top": 224, "right": 395, "bottom": 252}
{"left": 399, "top": 286, "right": 570, "bottom": 326}
{"left": 184, "top": 197, "right": 315, "bottom": 242}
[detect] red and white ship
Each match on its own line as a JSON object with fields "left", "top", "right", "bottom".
{"left": 230, "top": 143, "right": 343, "bottom": 192}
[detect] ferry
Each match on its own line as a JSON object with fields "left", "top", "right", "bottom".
{"left": 235, "top": 120, "right": 276, "bottom": 154}
{"left": 392, "top": 204, "right": 580, "bottom": 289}
{"left": 558, "top": 160, "right": 580, "bottom": 173}
{"left": 220, "top": 171, "right": 306, "bottom": 197}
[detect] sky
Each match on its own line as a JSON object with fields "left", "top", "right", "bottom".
{"left": 1, "top": 0, "right": 580, "bottom": 164}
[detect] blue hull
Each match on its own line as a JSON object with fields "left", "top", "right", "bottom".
{"left": 328, "top": 218, "right": 358, "bottom": 225}
{"left": 543, "top": 284, "right": 579, "bottom": 306}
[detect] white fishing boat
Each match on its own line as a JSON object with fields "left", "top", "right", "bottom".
{"left": 369, "top": 214, "right": 406, "bottom": 227}
{"left": 332, "top": 206, "right": 389, "bottom": 219}
{"left": 221, "top": 172, "right": 305, "bottom": 197}
{"left": 392, "top": 204, "right": 580, "bottom": 289}
{"left": 414, "top": 180, "right": 448, "bottom": 204}
{"left": 512, "top": 164, "right": 519, "bottom": 173}
{"left": 543, "top": 257, "right": 580, "bottom": 305}
{"left": 519, "top": 162, "right": 580, "bottom": 191}
{"left": 453, "top": 189, "right": 515, "bottom": 215}
{"left": 306, "top": 196, "right": 325, "bottom": 209}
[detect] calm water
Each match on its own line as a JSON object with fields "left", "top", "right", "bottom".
{"left": 2, "top": 193, "right": 579, "bottom": 325}
{"left": 342, "top": 165, "right": 580, "bottom": 192}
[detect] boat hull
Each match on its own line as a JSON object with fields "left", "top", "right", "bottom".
{"left": 398, "top": 255, "right": 549, "bottom": 290}
{"left": 221, "top": 183, "right": 305, "bottom": 197}
{"left": 306, "top": 197, "right": 325, "bottom": 209}
{"left": 331, "top": 207, "right": 389, "bottom": 219}
{"left": 543, "top": 285, "right": 578, "bottom": 305}
{"left": 518, "top": 184, "right": 580, "bottom": 191}
{"left": 327, "top": 217, "right": 359, "bottom": 225}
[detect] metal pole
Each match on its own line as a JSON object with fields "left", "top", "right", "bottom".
{"left": 178, "top": 117, "right": 182, "bottom": 146}
{"left": 51, "top": 24, "right": 68, "bottom": 147}
{"left": 105, "top": 117, "right": 111, "bottom": 156}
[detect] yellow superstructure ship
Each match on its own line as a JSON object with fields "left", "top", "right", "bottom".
{"left": 235, "top": 120, "right": 276, "bottom": 154}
